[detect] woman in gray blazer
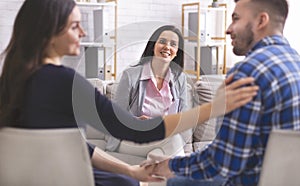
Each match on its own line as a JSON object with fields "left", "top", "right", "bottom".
{"left": 106, "top": 25, "right": 194, "bottom": 157}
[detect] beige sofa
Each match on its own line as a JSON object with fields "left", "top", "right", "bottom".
{"left": 86, "top": 75, "right": 225, "bottom": 165}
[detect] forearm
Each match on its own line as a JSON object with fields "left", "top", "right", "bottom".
{"left": 91, "top": 147, "right": 133, "bottom": 177}
{"left": 164, "top": 102, "right": 212, "bottom": 138}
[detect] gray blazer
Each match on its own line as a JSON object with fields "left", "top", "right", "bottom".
{"left": 106, "top": 63, "right": 193, "bottom": 153}
{"left": 116, "top": 64, "right": 188, "bottom": 115}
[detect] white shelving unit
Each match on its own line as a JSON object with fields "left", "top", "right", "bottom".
{"left": 182, "top": 2, "right": 227, "bottom": 80}
{"left": 75, "top": 0, "right": 117, "bottom": 80}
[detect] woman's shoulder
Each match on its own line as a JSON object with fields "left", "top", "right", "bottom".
{"left": 35, "top": 64, "right": 75, "bottom": 79}
{"left": 118, "top": 65, "right": 143, "bottom": 81}
{"left": 30, "top": 64, "right": 79, "bottom": 88}
{"left": 123, "top": 65, "right": 143, "bottom": 74}
{"left": 172, "top": 70, "right": 187, "bottom": 83}
{"left": 39, "top": 64, "right": 75, "bottom": 75}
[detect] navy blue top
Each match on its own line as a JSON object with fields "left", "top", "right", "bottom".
{"left": 19, "top": 64, "right": 165, "bottom": 156}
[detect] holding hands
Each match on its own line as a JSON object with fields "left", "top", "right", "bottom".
{"left": 140, "top": 154, "right": 175, "bottom": 180}
{"left": 128, "top": 164, "right": 165, "bottom": 182}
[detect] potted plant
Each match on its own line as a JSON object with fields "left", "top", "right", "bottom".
{"left": 212, "top": 0, "right": 219, "bottom": 7}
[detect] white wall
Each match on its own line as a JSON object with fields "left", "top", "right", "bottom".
{"left": 0, "top": 0, "right": 300, "bottom": 75}
{"left": 225, "top": 0, "right": 300, "bottom": 68}
{"left": 0, "top": 0, "right": 23, "bottom": 52}
{"left": 284, "top": 0, "right": 300, "bottom": 54}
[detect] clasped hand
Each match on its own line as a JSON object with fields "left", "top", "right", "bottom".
{"left": 139, "top": 154, "right": 175, "bottom": 181}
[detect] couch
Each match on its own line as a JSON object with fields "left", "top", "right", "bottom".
{"left": 86, "top": 75, "right": 225, "bottom": 164}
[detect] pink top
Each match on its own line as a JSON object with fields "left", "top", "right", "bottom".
{"left": 140, "top": 62, "right": 178, "bottom": 117}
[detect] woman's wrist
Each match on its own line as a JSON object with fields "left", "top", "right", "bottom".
{"left": 127, "top": 165, "right": 137, "bottom": 179}
{"left": 211, "top": 97, "right": 226, "bottom": 118}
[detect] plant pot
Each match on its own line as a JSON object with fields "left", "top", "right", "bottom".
{"left": 212, "top": 2, "right": 219, "bottom": 7}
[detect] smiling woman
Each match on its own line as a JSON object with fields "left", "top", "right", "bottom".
{"left": 106, "top": 25, "right": 195, "bottom": 156}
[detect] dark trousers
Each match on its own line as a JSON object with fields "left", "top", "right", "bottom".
{"left": 93, "top": 168, "right": 140, "bottom": 186}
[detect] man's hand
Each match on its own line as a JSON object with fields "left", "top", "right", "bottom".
{"left": 212, "top": 74, "right": 258, "bottom": 117}
{"left": 140, "top": 154, "right": 175, "bottom": 179}
{"left": 129, "top": 165, "right": 164, "bottom": 182}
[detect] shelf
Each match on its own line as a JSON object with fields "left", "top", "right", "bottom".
{"left": 183, "top": 6, "right": 226, "bottom": 12}
{"left": 184, "top": 37, "right": 226, "bottom": 46}
{"left": 76, "top": 0, "right": 118, "bottom": 80}
{"left": 200, "top": 7, "right": 226, "bottom": 11}
{"left": 182, "top": 2, "right": 227, "bottom": 79}
{"left": 75, "top": 1, "right": 116, "bottom": 7}
{"left": 80, "top": 42, "right": 104, "bottom": 47}
{"left": 80, "top": 42, "right": 114, "bottom": 48}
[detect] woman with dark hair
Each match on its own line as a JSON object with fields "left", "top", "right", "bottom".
{"left": 139, "top": 25, "right": 184, "bottom": 69}
{"left": 106, "top": 25, "right": 194, "bottom": 157}
{"left": 0, "top": 0, "right": 258, "bottom": 185}
{"left": 0, "top": 0, "right": 158, "bottom": 185}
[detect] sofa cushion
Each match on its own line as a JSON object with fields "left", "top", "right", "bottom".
{"left": 87, "top": 139, "right": 107, "bottom": 150}
{"left": 192, "top": 75, "right": 225, "bottom": 150}
{"left": 116, "top": 133, "right": 186, "bottom": 158}
{"left": 87, "top": 78, "right": 104, "bottom": 94}
{"left": 105, "top": 151, "right": 146, "bottom": 165}
{"left": 193, "top": 80, "right": 215, "bottom": 142}
{"left": 105, "top": 82, "right": 118, "bottom": 100}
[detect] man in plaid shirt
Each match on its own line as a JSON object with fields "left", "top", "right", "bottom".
{"left": 148, "top": 0, "right": 300, "bottom": 185}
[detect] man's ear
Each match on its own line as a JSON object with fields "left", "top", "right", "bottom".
{"left": 257, "top": 12, "right": 269, "bottom": 30}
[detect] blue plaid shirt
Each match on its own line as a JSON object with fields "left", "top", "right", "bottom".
{"left": 169, "top": 35, "right": 300, "bottom": 185}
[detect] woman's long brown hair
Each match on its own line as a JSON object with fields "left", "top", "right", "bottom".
{"left": 0, "top": 0, "right": 75, "bottom": 126}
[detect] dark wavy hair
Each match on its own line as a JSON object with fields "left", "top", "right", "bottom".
{"left": 136, "top": 25, "right": 184, "bottom": 78}
{"left": 0, "top": 0, "right": 76, "bottom": 126}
